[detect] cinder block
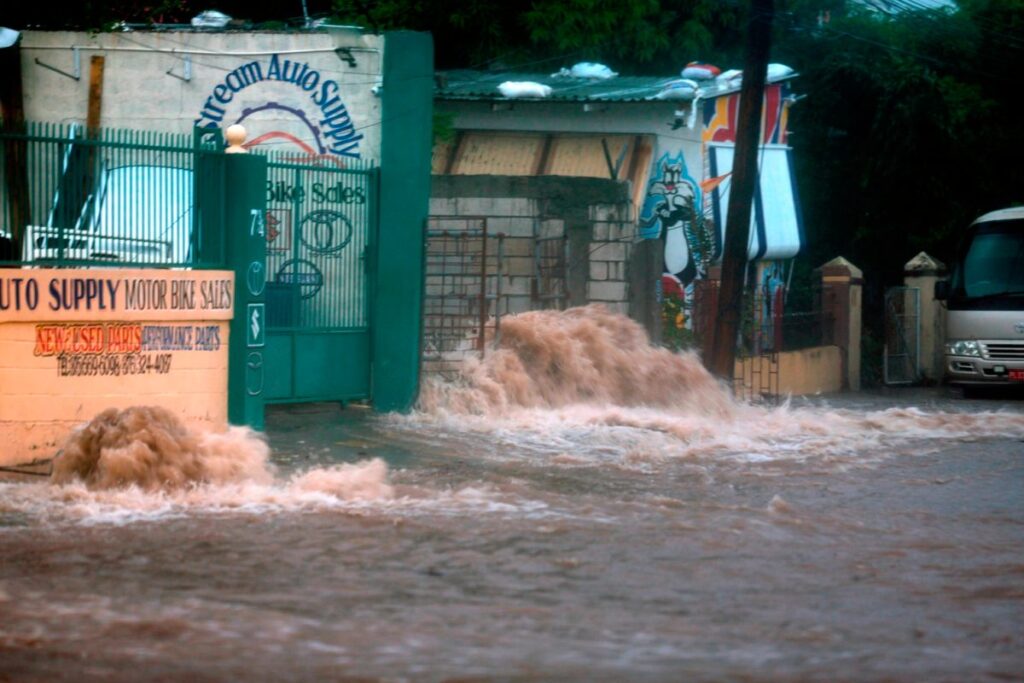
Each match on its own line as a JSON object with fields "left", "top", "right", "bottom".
{"left": 501, "top": 275, "right": 533, "bottom": 295}
{"left": 506, "top": 256, "right": 534, "bottom": 278}
{"left": 588, "top": 280, "right": 628, "bottom": 302}
{"left": 504, "top": 295, "right": 533, "bottom": 315}
{"left": 504, "top": 217, "right": 535, "bottom": 238}
{"left": 539, "top": 219, "right": 564, "bottom": 239}
{"left": 589, "top": 262, "right": 608, "bottom": 280}
{"left": 455, "top": 197, "right": 492, "bottom": 216}
{"left": 590, "top": 242, "right": 627, "bottom": 261}
{"left": 429, "top": 197, "right": 458, "bottom": 215}
{"left": 603, "top": 300, "right": 630, "bottom": 315}
{"left": 500, "top": 237, "right": 533, "bottom": 258}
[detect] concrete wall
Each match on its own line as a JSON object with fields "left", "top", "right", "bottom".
{"left": 0, "top": 268, "right": 234, "bottom": 466}
{"left": 20, "top": 30, "right": 383, "bottom": 161}
{"left": 776, "top": 346, "right": 844, "bottom": 396}
{"left": 429, "top": 175, "right": 633, "bottom": 316}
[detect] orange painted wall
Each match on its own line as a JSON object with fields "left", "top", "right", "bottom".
{"left": 0, "top": 269, "right": 235, "bottom": 466}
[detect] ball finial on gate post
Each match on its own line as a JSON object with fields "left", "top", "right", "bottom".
{"left": 225, "top": 124, "right": 248, "bottom": 153}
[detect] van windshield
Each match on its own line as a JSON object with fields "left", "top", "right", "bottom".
{"left": 951, "top": 219, "right": 1024, "bottom": 301}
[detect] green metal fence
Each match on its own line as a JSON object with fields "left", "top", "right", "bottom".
{"left": 257, "top": 151, "right": 378, "bottom": 404}
{"left": 0, "top": 122, "right": 222, "bottom": 268}
{"left": 262, "top": 156, "right": 376, "bottom": 330}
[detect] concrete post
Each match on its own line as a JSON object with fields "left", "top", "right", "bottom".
{"left": 817, "top": 256, "right": 863, "bottom": 391}
{"left": 627, "top": 238, "right": 664, "bottom": 343}
{"left": 222, "top": 126, "right": 267, "bottom": 430}
{"left": 903, "top": 252, "right": 946, "bottom": 383}
{"left": 565, "top": 209, "right": 591, "bottom": 308}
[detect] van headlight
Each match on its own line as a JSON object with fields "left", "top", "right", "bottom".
{"left": 945, "top": 340, "right": 981, "bottom": 357}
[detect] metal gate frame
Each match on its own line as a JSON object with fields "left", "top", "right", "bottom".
{"left": 884, "top": 286, "right": 921, "bottom": 385}
{"left": 262, "top": 158, "right": 378, "bottom": 404}
{"left": 423, "top": 217, "right": 505, "bottom": 375}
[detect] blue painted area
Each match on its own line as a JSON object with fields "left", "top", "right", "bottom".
{"left": 638, "top": 151, "right": 700, "bottom": 241}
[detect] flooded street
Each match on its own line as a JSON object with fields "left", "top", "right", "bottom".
{"left": 2, "top": 309, "right": 1023, "bottom": 682}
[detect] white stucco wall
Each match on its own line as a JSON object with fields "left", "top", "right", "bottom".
{"left": 20, "top": 30, "right": 384, "bottom": 161}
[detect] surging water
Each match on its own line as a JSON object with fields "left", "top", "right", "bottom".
{"left": 2, "top": 306, "right": 1023, "bottom": 681}
{"left": 418, "top": 304, "right": 733, "bottom": 415}
{"left": 5, "top": 305, "right": 1022, "bottom": 521}
{"left": 0, "top": 406, "right": 397, "bottom": 525}
{"left": 51, "top": 405, "right": 275, "bottom": 490}
{"left": 406, "top": 304, "right": 1024, "bottom": 469}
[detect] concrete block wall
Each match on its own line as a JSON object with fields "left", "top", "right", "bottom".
{"left": 429, "top": 175, "right": 634, "bottom": 321}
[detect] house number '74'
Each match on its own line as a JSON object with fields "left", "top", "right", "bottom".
{"left": 250, "top": 209, "right": 265, "bottom": 237}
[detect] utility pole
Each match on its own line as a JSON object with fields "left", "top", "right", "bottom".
{"left": 709, "top": 0, "right": 774, "bottom": 381}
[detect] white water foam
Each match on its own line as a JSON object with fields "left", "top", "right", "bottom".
{"left": 403, "top": 306, "right": 1024, "bottom": 468}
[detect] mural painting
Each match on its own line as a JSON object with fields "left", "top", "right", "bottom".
{"left": 701, "top": 83, "right": 790, "bottom": 145}
{"left": 639, "top": 152, "right": 719, "bottom": 300}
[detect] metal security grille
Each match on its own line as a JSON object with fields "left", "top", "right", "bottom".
{"left": 261, "top": 155, "right": 377, "bottom": 403}
{"left": 424, "top": 218, "right": 505, "bottom": 373}
{"left": 689, "top": 280, "right": 780, "bottom": 404}
{"left": 1, "top": 122, "right": 219, "bottom": 268}
{"left": 884, "top": 286, "right": 920, "bottom": 385}
{"left": 264, "top": 159, "right": 374, "bottom": 329}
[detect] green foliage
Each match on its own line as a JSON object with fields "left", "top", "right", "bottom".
{"left": 432, "top": 111, "right": 456, "bottom": 144}
{"left": 661, "top": 292, "right": 697, "bottom": 351}
{"left": 775, "top": 0, "right": 1023, "bottom": 340}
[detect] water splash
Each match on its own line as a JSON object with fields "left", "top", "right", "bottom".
{"left": 51, "top": 406, "right": 275, "bottom": 491}
{"left": 418, "top": 305, "right": 733, "bottom": 416}
{"left": 407, "top": 306, "right": 1024, "bottom": 467}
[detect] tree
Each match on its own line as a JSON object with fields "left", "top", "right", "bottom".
{"left": 774, "top": 0, "right": 1024, "bottom": 382}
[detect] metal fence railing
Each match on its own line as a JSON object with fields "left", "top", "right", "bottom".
{"left": 1, "top": 121, "right": 221, "bottom": 268}
{"left": 423, "top": 218, "right": 506, "bottom": 374}
{"left": 261, "top": 154, "right": 377, "bottom": 330}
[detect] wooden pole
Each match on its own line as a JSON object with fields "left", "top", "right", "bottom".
{"left": 708, "top": 0, "right": 774, "bottom": 381}
{"left": 86, "top": 55, "right": 105, "bottom": 134}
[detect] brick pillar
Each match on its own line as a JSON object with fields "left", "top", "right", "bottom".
{"left": 817, "top": 257, "right": 863, "bottom": 391}
{"left": 903, "top": 251, "right": 946, "bottom": 383}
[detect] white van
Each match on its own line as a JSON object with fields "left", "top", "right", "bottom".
{"left": 936, "top": 207, "right": 1024, "bottom": 388}
{"left": 24, "top": 164, "right": 193, "bottom": 265}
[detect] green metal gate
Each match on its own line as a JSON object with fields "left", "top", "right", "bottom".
{"left": 262, "top": 158, "right": 377, "bottom": 403}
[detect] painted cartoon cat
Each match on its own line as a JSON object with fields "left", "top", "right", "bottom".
{"left": 641, "top": 161, "right": 699, "bottom": 284}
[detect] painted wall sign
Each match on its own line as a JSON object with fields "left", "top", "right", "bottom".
{"left": 702, "top": 83, "right": 789, "bottom": 145}
{"left": 0, "top": 269, "right": 235, "bottom": 466}
{"left": 195, "top": 54, "right": 365, "bottom": 159}
{"left": 0, "top": 270, "right": 234, "bottom": 322}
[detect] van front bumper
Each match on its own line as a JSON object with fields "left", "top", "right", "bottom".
{"left": 945, "top": 339, "right": 1024, "bottom": 385}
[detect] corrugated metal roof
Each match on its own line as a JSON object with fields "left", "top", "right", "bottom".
{"left": 435, "top": 69, "right": 796, "bottom": 103}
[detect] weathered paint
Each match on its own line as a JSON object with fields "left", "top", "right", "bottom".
{"left": 0, "top": 268, "right": 234, "bottom": 466}
{"left": 373, "top": 31, "right": 434, "bottom": 412}
{"left": 19, "top": 31, "right": 383, "bottom": 161}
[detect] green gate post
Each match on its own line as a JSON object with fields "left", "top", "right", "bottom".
{"left": 223, "top": 138, "right": 268, "bottom": 429}
{"left": 374, "top": 31, "right": 434, "bottom": 412}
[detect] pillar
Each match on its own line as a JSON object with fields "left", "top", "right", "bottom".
{"left": 817, "top": 256, "right": 863, "bottom": 391}
{"left": 903, "top": 252, "right": 946, "bottom": 383}
{"left": 221, "top": 127, "right": 267, "bottom": 429}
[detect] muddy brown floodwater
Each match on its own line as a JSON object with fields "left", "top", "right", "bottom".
{"left": 1, "top": 307, "right": 1023, "bottom": 682}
